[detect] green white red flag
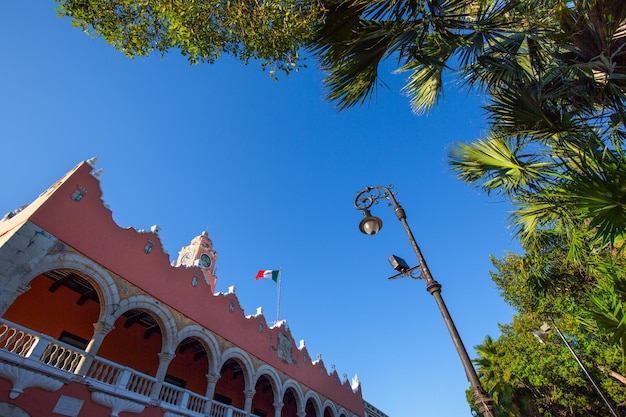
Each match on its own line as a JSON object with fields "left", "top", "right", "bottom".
{"left": 255, "top": 270, "right": 279, "bottom": 282}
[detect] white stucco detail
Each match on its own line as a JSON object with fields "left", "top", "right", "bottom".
{"left": 173, "top": 324, "right": 220, "bottom": 373}
{"left": 253, "top": 365, "right": 282, "bottom": 396}
{"left": 91, "top": 391, "right": 145, "bottom": 416}
{"left": 281, "top": 379, "right": 305, "bottom": 411}
{"left": 20, "top": 250, "right": 120, "bottom": 322}
{"left": 219, "top": 347, "right": 256, "bottom": 390}
{"left": 0, "top": 402, "right": 31, "bottom": 417}
{"left": 114, "top": 295, "right": 178, "bottom": 353}
{"left": 322, "top": 399, "right": 339, "bottom": 417}
{"left": 0, "top": 361, "right": 63, "bottom": 399}
{"left": 304, "top": 391, "right": 323, "bottom": 417}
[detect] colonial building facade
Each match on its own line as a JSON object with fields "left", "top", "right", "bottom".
{"left": 0, "top": 159, "right": 381, "bottom": 417}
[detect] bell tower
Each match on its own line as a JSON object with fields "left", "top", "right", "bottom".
{"left": 176, "top": 231, "right": 218, "bottom": 292}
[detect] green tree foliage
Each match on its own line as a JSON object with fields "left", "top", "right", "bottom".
{"left": 55, "top": 0, "right": 322, "bottom": 76}
{"left": 312, "top": 0, "right": 626, "bottom": 253}
{"left": 447, "top": 0, "right": 626, "bottom": 248}
{"left": 445, "top": 0, "right": 626, "bottom": 370}
{"left": 469, "top": 247, "right": 626, "bottom": 416}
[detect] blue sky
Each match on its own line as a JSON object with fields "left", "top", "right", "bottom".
{"left": 1, "top": 2, "right": 519, "bottom": 416}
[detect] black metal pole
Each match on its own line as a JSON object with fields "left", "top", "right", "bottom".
{"left": 355, "top": 186, "right": 496, "bottom": 417}
{"left": 392, "top": 198, "right": 495, "bottom": 417}
{"left": 551, "top": 320, "right": 620, "bottom": 417}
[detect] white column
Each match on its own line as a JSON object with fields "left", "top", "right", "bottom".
{"left": 150, "top": 351, "right": 176, "bottom": 400}
{"left": 203, "top": 372, "right": 221, "bottom": 414}
{"left": 76, "top": 320, "right": 115, "bottom": 376}
{"left": 243, "top": 389, "right": 256, "bottom": 415}
{"left": 273, "top": 400, "right": 284, "bottom": 417}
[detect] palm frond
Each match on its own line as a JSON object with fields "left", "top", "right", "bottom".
{"left": 450, "top": 134, "right": 553, "bottom": 195}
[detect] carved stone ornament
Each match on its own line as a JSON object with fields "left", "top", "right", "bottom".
{"left": 277, "top": 332, "right": 293, "bottom": 364}
{"left": 0, "top": 402, "right": 31, "bottom": 417}
{"left": 91, "top": 391, "right": 145, "bottom": 417}
{"left": 0, "top": 361, "right": 64, "bottom": 399}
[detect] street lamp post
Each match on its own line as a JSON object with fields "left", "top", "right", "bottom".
{"left": 355, "top": 185, "right": 496, "bottom": 417}
{"left": 534, "top": 320, "right": 620, "bottom": 417}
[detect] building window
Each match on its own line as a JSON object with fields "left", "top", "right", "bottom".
{"left": 214, "top": 394, "right": 232, "bottom": 405}
{"left": 59, "top": 331, "right": 89, "bottom": 350}
{"left": 164, "top": 374, "right": 186, "bottom": 388}
{"left": 70, "top": 190, "right": 84, "bottom": 202}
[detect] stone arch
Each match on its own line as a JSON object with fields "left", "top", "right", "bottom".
{"left": 174, "top": 324, "right": 220, "bottom": 373}
{"left": 321, "top": 400, "right": 338, "bottom": 417}
{"left": 219, "top": 347, "right": 255, "bottom": 390}
{"left": 282, "top": 379, "right": 305, "bottom": 405}
{"left": 252, "top": 365, "right": 281, "bottom": 417}
{"left": 213, "top": 347, "right": 255, "bottom": 411}
{"left": 336, "top": 407, "right": 349, "bottom": 417}
{"left": 20, "top": 252, "right": 119, "bottom": 322}
{"left": 114, "top": 295, "right": 178, "bottom": 353}
{"left": 281, "top": 379, "right": 305, "bottom": 417}
{"left": 254, "top": 365, "right": 282, "bottom": 395}
{"left": 303, "top": 391, "right": 323, "bottom": 417}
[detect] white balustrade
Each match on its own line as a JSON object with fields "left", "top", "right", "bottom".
{"left": 126, "top": 369, "right": 155, "bottom": 396}
{"left": 159, "top": 382, "right": 209, "bottom": 415}
{"left": 86, "top": 357, "right": 122, "bottom": 385}
{"left": 231, "top": 407, "right": 248, "bottom": 417}
{"left": 39, "top": 342, "right": 84, "bottom": 372}
{"left": 160, "top": 381, "right": 182, "bottom": 405}
{"left": 210, "top": 401, "right": 231, "bottom": 417}
{"left": 0, "top": 321, "right": 40, "bottom": 356}
{"left": 0, "top": 319, "right": 247, "bottom": 417}
{"left": 0, "top": 319, "right": 85, "bottom": 373}
{"left": 186, "top": 391, "right": 207, "bottom": 414}
{"left": 210, "top": 401, "right": 249, "bottom": 417}
{"left": 87, "top": 356, "right": 156, "bottom": 397}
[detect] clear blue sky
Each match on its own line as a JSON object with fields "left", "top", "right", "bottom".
{"left": 1, "top": 2, "right": 518, "bottom": 416}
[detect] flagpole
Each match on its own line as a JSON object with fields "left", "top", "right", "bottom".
{"left": 276, "top": 268, "right": 282, "bottom": 324}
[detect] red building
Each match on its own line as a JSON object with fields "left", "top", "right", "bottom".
{"left": 0, "top": 159, "right": 384, "bottom": 417}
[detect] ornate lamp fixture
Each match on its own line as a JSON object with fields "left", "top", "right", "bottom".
{"left": 354, "top": 185, "right": 496, "bottom": 417}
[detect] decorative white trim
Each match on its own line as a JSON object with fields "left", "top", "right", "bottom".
{"left": 0, "top": 402, "right": 31, "bottom": 417}
{"left": 0, "top": 361, "right": 63, "bottom": 398}
{"left": 91, "top": 391, "right": 145, "bottom": 417}
{"left": 281, "top": 379, "right": 305, "bottom": 411}
{"left": 254, "top": 365, "right": 282, "bottom": 397}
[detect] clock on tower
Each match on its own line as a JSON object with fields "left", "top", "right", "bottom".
{"left": 175, "top": 231, "right": 218, "bottom": 291}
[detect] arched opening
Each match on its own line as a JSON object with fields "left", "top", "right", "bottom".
{"left": 324, "top": 406, "right": 334, "bottom": 417}
{"left": 2, "top": 269, "right": 100, "bottom": 350}
{"left": 97, "top": 308, "right": 163, "bottom": 377}
{"left": 281, "top": 387, "right": 299, "bottom": 417}
{"left": 214, "top": 358, "right": 247, "bottom": 410}
{"left": 167, "top": 337, "right": 209, "bottom": 394}
{"left": 305, "top": 398, "right": 318, "bottom": 417}
{"left": 251, "top": 374, "right": 275, "bottom": 417}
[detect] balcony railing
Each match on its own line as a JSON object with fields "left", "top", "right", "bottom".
{"left": 0, "top": 319, "right": 225, "bottom": 417}
{"left": 210, "top": 401, "right": 249, "bottom": 417}
{"left": 160, "top": 381, "right": 208, "bottom": 415}
{"left": 86, "top": 355, "right": 156, "bottom": 398}
{"left": 0, "top": 319, "right": 85, "bottom": 373}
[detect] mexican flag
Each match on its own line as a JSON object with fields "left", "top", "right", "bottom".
{"left": 255, "top": 270, "right": 279, "bottom": 282}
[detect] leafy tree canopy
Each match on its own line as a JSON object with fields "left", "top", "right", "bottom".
{"left": 55, "top": 0, "right": 322, "bottom": 77}
{"left": 469, "top": 238, "right": 626, "bottom": 416}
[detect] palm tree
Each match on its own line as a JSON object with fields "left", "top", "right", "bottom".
{"left": 311, "top": 0, "right": 526, "bottom": 113}
{"left": 448, "top": 0, "right": 626, "bottom": 247}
